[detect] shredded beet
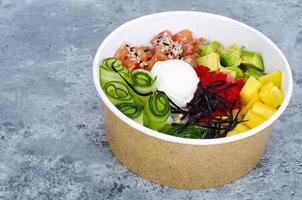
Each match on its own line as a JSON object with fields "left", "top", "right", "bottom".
{"left": 168, "top": 65, "right": 246, "bottom": 138}
{"left": 194, "top": 65, "right": 245, "bottom": 112}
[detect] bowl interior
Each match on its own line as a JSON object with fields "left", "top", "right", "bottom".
{"left": 93, "top": 11, "right": 293, "bottom": 145}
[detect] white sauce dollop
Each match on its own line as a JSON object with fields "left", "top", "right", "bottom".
{"left": 151, "top": 59, "right": 199, "bottom": 108}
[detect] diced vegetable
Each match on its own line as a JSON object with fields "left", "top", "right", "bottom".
{"left": 143, "top": 92, "right": 171, "bottom": 131}
{"left": 103, "top": 81, "right": 134, "bottom": 105}
{"left": 243, "top": 110, "right": 266, "bottom": 128}
{"left": 259, "top": 70, "right": 282, "bottom": 88}
{"left": 244, "top": 68, "right": 264, "bottom": 79}
{"left": 220, "top": 67, "right": 237, "bottom": 78}
{"left": 116, "top": 102, "right": 143, "bottom": 124}
{"left": 226, "top": 123, "right": 249, "bottom": 137}
{"left": 235, "top": 123, "right": 250, "bottom": 132}
{"left": 241, "top": 50, "right": 264, "bottom": 71}
{"left": 218, "top": 66, "right": 245, "bottom": 78}
{"left": 197, "top": 52, "right": 221, "bottom": 71}
{"left": 251, "top": 101, "right": 276, "bottom": 119}
{"left": 226, "top": 129, "right": 240, "bottom": 137}
{"left": 259, "top": 82, "right": 283, "bottom": 108}
{"left": 240, "top": 77, "right": 263, "bottom": 105}
{"left": 240, "top": 92, "right": 260, "bottom": 117}
{"left": 220, "top": 44, "right": 242, "bottom": 67}
{"left": 225, "top": 66, "right": 244, "bottom": 77}
{"left": 199, "top": 41, "right": 224, "bottom": 56}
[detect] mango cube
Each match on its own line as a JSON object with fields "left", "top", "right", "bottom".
{"left": 240, "top": 92, "right": 260, "bottom": 117}
{"left": 240, "top": 77, "right": 263, "bottom": 105}
{"left": 226, "top": 124, "right": 250, "bottom": 137}
{"left": 251, "top": 101, "right": 276, "bottom": 119}
{"left": 233, "top": 123, "right": 250, "bottom": 133}
{"left": 259, "top": 82, "right": 283, "bottom": 108}
{"left": 226, "top": 130, "right": 240, "bottom": 137}
{"left": 227, "top": 123, "right": 249, "bottom": 137}
{"left": 243, "top": 110, "right": 266, "bottom": 128}
{"left": 259, "top": 70, "right": 282, "bottom": 88}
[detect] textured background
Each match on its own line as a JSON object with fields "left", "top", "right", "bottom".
{"left": 0, "top": 0, "right": 302, "bottom": 199}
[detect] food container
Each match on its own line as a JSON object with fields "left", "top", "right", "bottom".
{"left": 93, "top": 11, "right": 293, "bottom": 189}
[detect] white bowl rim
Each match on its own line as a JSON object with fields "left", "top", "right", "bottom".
{"left": 93, "top": 11, "right": 293, "bottom": 146}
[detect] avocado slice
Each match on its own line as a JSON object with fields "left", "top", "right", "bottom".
{"left": 220, "top": 44, "right": 242, "bottom": 67}
{"left": 245, "top": 68, "right": 264, "bottom": 79}
{"left": 241, "top": 50, "right": 264, "bottom": 71}
{"left": 199, "top": 41, "right": 224, "bottom": 56}
{"left": 225, "top": 66, "right": 244, "bottom": 77}
{"left": 197, "top": 52, "right": 221, "bottom": 71}
{"left": 220, "top": 67, "right": 237, "bottom": 78}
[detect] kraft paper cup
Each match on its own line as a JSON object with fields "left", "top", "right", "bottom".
{"left": 93, "top": 11, "right": 293, "bottom": 189}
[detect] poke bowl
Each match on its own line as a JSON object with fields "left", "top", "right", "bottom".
{"left": 93, "top": 11, "right": 293, "bottom": 189}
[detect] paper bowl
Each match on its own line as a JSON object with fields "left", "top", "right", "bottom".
{"left": 93, "top": 11, "right": 293, "bottom": 189}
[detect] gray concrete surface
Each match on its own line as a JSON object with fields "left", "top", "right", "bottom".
{"left": 0, "top": 0, "right": 302, "bottom": 199}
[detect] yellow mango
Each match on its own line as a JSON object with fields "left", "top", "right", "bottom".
{"left": 259, "top": 82, "right": 283, "bottom": 108}
{"left": 226, "top": 130, "right": 240, "bottom": 137}
{"left": 251, "top": 101, "right": 276, "bottom": 119}
{"left": 259, "top": 70, "right": 282, "bottom": 89}
{"left": 240, "top": 77, "right": 263, "bottom": 105}
{"left": 226, "top": 123, "right": 250, "bottom": 137}
{"left": 243, "top": 110, "right": 266, "bottom": 128}
{"left": 240, "top": 92, "right": 260, "bottom": 117}
{"left": 233, "top": 123, "right": 250, "bottom": 133}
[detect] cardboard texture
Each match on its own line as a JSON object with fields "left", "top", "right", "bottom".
{"left": 103, "top": 105, "right": 273, "bottom": 189}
